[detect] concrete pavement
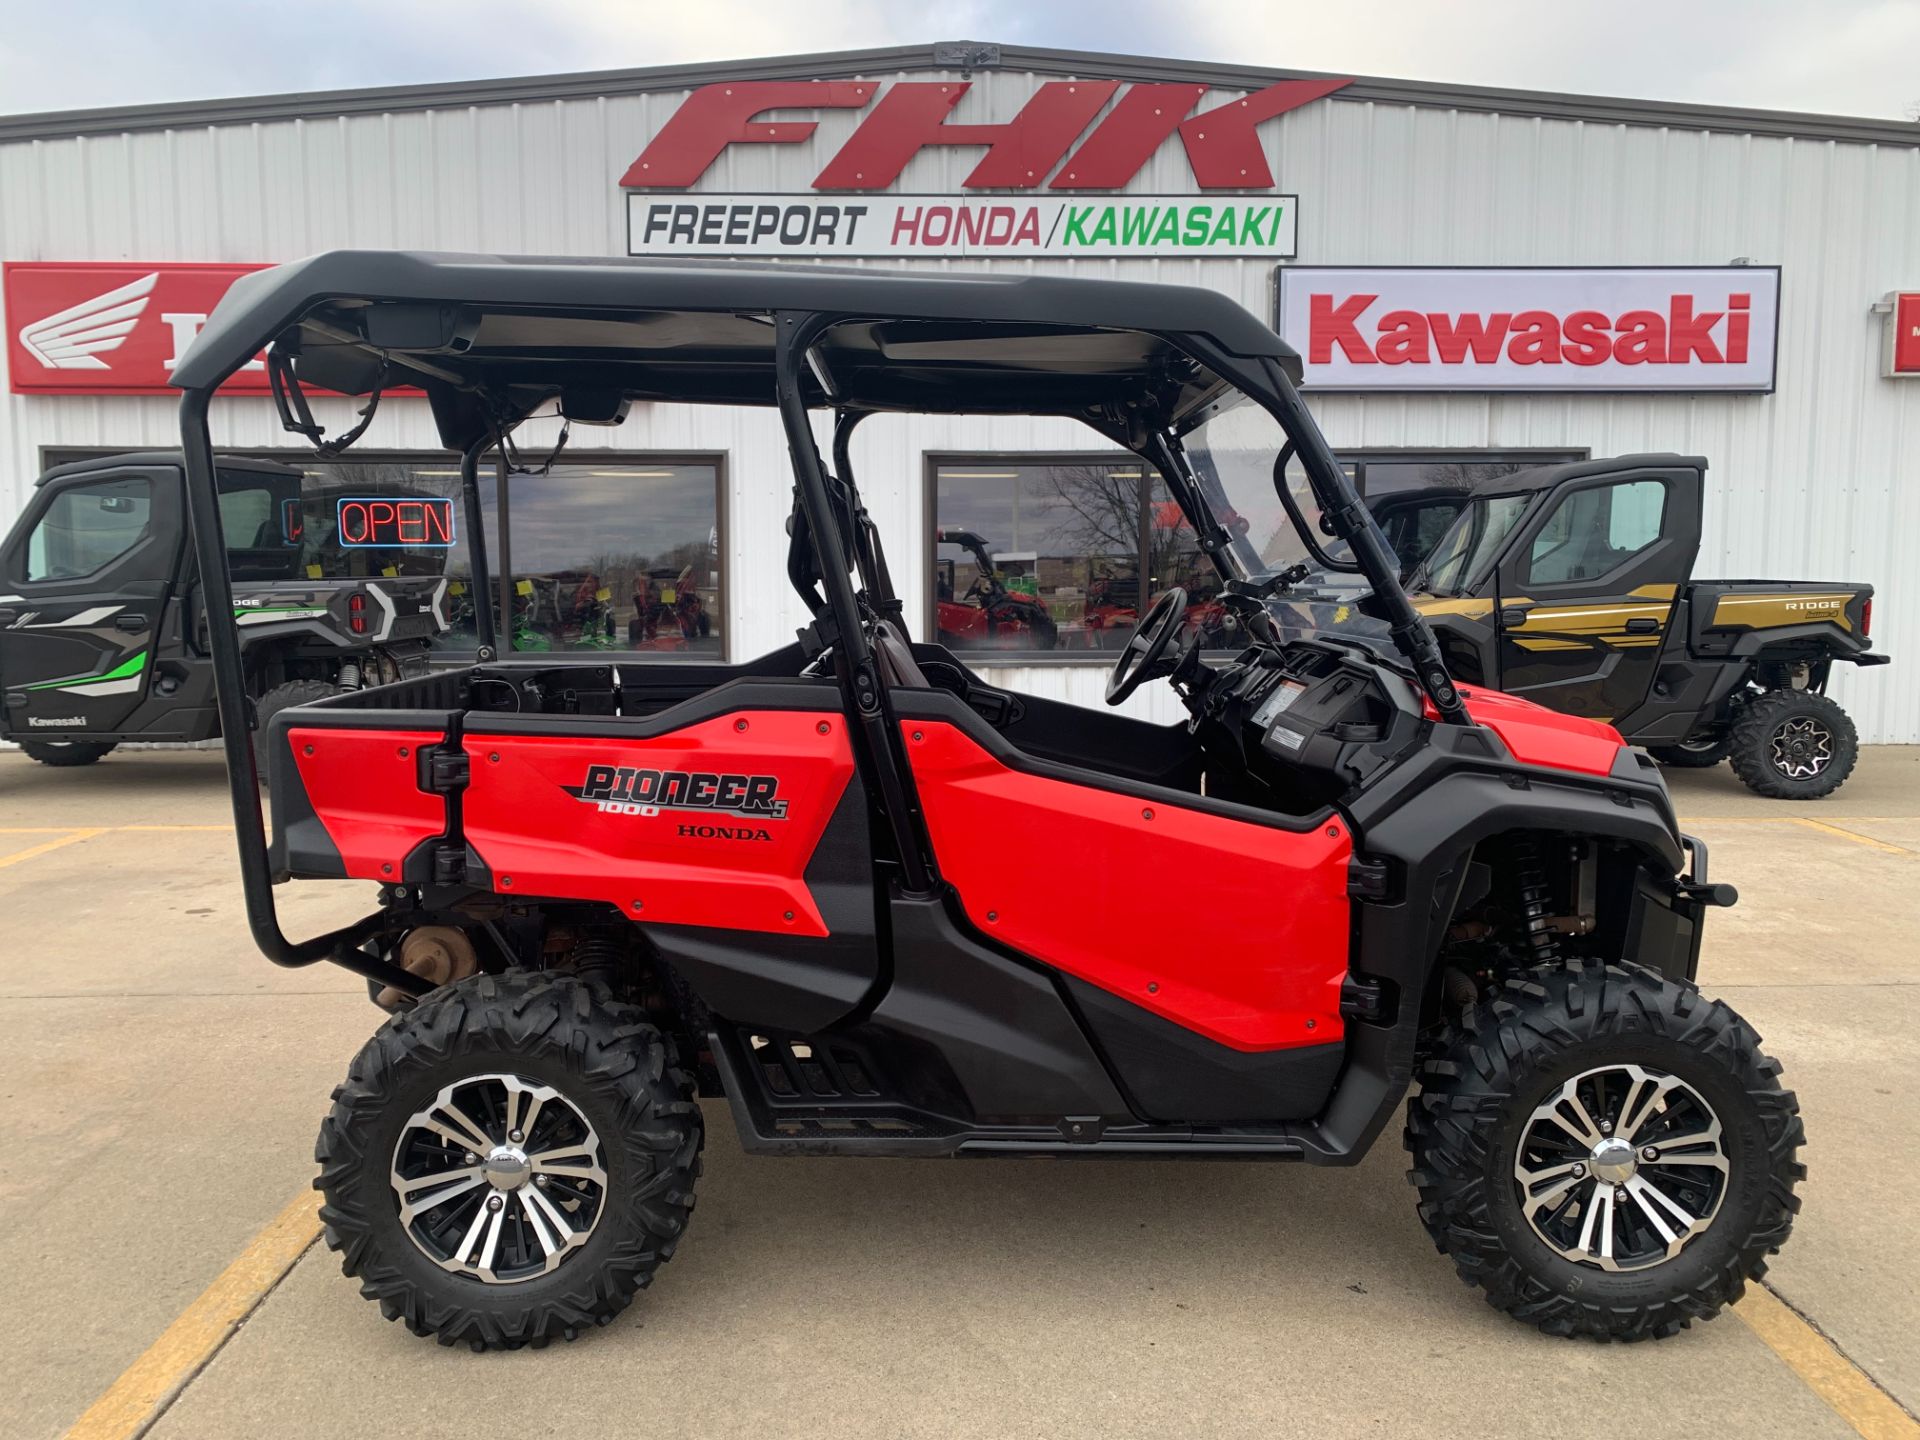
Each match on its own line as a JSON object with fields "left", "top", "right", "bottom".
{"left": 1, "top": 747, "right": 1915, "bottom": 1439}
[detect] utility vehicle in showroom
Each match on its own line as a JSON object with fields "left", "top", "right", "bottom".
{"left": 173, "top": 252, "right": 1801, "bottom": 1350}
{"left": 1389, "top": 461, "right": 1887, "bottom": 799}
{"left": 0, "top": 451, "right": 451, "bottom": 769}
{"left": 933, "top": 525, "right": 1057, "bottom": 650}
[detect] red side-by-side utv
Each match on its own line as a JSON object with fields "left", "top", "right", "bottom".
{"left": 172, "top": 253, "right": 1801, "bottom": 1350}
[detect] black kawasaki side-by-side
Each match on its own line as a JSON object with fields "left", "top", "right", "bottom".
{"left": 0, "top": 451, "right": 450, "bottom": 769}
{"left": 171, "top": 253, "right": 1802, "bottom": 1349}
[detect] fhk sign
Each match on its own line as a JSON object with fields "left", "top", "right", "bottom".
{"left": 1276, "top": 267, "right": 1782, "bottom": 392}
{"left": 4, "top": 263, "right": 267, "bottom": 395}
{"left": 621, "top": 76, "right": 1342, "bottom": 259}
{"left": 620, "top": 78, "right": 1350, "bottom": 191}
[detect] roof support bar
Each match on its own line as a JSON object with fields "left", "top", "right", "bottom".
{"left": 775, "top": 312, "right": 935, "bottom": 896}
{"left": 458, "top": 435, "right": 498, "bottom": 660}
{"left": 177, "top": 385, "right": 431, "bottom": 996}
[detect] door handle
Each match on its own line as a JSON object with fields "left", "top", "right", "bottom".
{"left": 114, "top": 613, "right": 150, "bottom": 632}
{"left": 1499, "top": 606, "right": 1530, "bottom": 627}
{"left": 1624, "top": 617, "right": 1660, "bottom": 635}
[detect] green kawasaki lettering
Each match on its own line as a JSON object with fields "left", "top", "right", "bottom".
{"left": 1183, "top": 208, "right": 1212, "bottom": 246}
{"left": 1152, "top": 209, "right": 1181, "bottom": 245}
{"left": 1241, "top": 207, "right": 1272, "bottom": 245}
{"left": 1209, "top": 208, "right": 1239, "bottom": 245}
{"left": 1088, "top": 208, "right": 1118, "bottom": 245}
{"left": 27, "top": 649, "right": 148, "bottom": 689}
{"left": 1119, "top": 208, "right": 1157, "bottom": 245}
{"left": 1061, "top": 208, "right": 1094, "bottom": 245}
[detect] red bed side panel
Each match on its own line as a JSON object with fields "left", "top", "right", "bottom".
{"left": 460, "top": 711, "right": 855, "bottom": 936}
{"left": 286, "top": 727, "right": 448, "bottom": 881}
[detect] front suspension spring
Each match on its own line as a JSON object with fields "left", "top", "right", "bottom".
{"left": 1512, "top": 836, "right": 1562, "bottom": 964}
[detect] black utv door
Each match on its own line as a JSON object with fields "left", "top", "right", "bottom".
{"left": 0, "top": 463, "right": 182, "bottom": 739}
{"left": 1494, "top": 465, "right": 1702, "bottom": 722}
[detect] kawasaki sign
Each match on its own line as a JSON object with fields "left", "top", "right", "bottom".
{"left": 622, "top": 76, "right": 1345, "bottom": 258}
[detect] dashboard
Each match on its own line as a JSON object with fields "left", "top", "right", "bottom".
{"left": 1189, "top": 640, "right": 1423, "bottom": 811}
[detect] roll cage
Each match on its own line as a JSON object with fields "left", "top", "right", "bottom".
{"left": 171, "top": 252, "right": 1463, "bottom": 995}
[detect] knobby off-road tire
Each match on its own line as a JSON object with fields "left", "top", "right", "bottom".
{"left": 19, "top": 740, "right": 116, "bottom": 766}
{"left": 1646, "top": 736, "right": 1731, "bottom": 769}
{"left": 1727, "top": 688, "right": 1858, "bottom": 800}
{"left": 1406, "top": 960, "right": 1803, "bottom": 1341}
{"left": 315, "top": 972, "right": 703, "bottom": 1350}
{"left": 250, "top": 679, "right": 342, "bottom": 780}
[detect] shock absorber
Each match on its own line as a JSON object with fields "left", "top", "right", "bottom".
{"left": 567, "top": 935, "right": 626, "bottom": 992}
{"left": 1511, "top": 836, "right": 1562, "bottom": 965}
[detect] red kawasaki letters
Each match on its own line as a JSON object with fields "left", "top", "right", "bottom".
{"left": 620, "top": 77, "right": 1353, "bottom": 191}
{"left": 1309, "top": 292, "right": 1754, "bottom": 366}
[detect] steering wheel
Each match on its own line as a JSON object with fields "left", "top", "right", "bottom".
{"left": 1106, "top": 586, "right": 1188, "bottom": 706}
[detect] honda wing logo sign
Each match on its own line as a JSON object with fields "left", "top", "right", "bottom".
{"left": 17, "top": 271, "right": 157, "bottom": 370}
{"left": 1276, "top": 266, "right": 1782, "bottom": 393}
{"left": 621, "top": 76, "right": 1350, "bottom": 259}
{"left": 4, "top": 262, "right": 268, "bottom": 395}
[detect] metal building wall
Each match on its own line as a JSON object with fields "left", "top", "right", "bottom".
{"left": 3, "top": 63, "right": 1915, "bottom": 735}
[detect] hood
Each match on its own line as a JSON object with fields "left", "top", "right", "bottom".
{"left": 1436, "top": 684, "right": 1627, "bottom": 777}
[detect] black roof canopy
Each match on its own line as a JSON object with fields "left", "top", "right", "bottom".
{"left": 173, "top": 251, "right": 1297, "bottom": 450}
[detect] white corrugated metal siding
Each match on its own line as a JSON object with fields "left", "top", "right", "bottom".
{"left": 3, "top": 64, "right": 1916, "bottom": 736}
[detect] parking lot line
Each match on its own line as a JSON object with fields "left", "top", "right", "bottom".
{"left": 1790, "top": 818, "right": 1914, "bottom": 855}
{"left": 62, "top": 1189, "right": 322, "bottom": 1440}
{"left": 1736, "top": 1284, "right": 1920, "bottom": 1438}
{"left": 0, "top": 829, "right": 104, "bottom": 868}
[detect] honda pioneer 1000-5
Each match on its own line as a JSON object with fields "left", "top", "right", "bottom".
{"left": 173, "top": 253, "right": 1801, "bottom": 1349}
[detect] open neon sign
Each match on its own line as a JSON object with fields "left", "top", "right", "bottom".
{"left": 335, "top": 497, "right": 457, "bottom": 548}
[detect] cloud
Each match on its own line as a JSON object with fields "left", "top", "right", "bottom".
{"left": 2, "top": 0, "right": 1916, "bottom": 122}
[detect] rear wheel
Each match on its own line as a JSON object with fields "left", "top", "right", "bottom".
{"left": 251, "top": 678, "right": 341, "bottom": 778}
{"left": 1728, "top": 688, "right": 1858, "bottom": 799}
{"left": 18, "top": 740, "right": 116, "bottom": 767}
{"left": 1406, "top": 960, "right": 1803, "bottom": 1341}
{"left": 1646, "top": 735, "right": 1730, "bottom": 768}
{"left": 315, "top": 972, "right": 703, "bottom": 1349}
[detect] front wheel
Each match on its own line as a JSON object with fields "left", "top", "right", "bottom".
{"left": 19, "top": 740, "right": 116, "bottom": 767}
{"left": 1406, "top": 960, "right": 1803, "bottom": 1341}
{"left": 315, "top": 972, "right": 704, "bottom": 1349}
{"left": 1727, "top": 688, "right": 1858, "bottom": 799}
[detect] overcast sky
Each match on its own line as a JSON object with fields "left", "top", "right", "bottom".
{"left": 2, "top": 0, "right": 1917, "bottom": 122}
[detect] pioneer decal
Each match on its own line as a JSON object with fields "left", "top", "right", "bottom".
{"left": 565, "top": 764, "right": 789, "bottom": 820}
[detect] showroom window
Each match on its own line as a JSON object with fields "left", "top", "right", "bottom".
{"left": 929, "top": 454, "right": 1230, "bottom": 656}
{"left": 41, "top": 450, "right": 725, "bottom": 658}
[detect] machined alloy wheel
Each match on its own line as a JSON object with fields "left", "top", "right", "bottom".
{"left": 390, "top": 1072, "right": 608, "bottom": 1285}
{"left": 316, "top": 972, "right": 704, "bottom": 1349}
{"left": 1768, "top": 715, "right": 1833, "bottom": 780}
{"left": 1407, "top": 960, "right": 1804, "bottom": 1341}
{"left": 1513, "top": 1063, "right": 1728, "bottom": 1272}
